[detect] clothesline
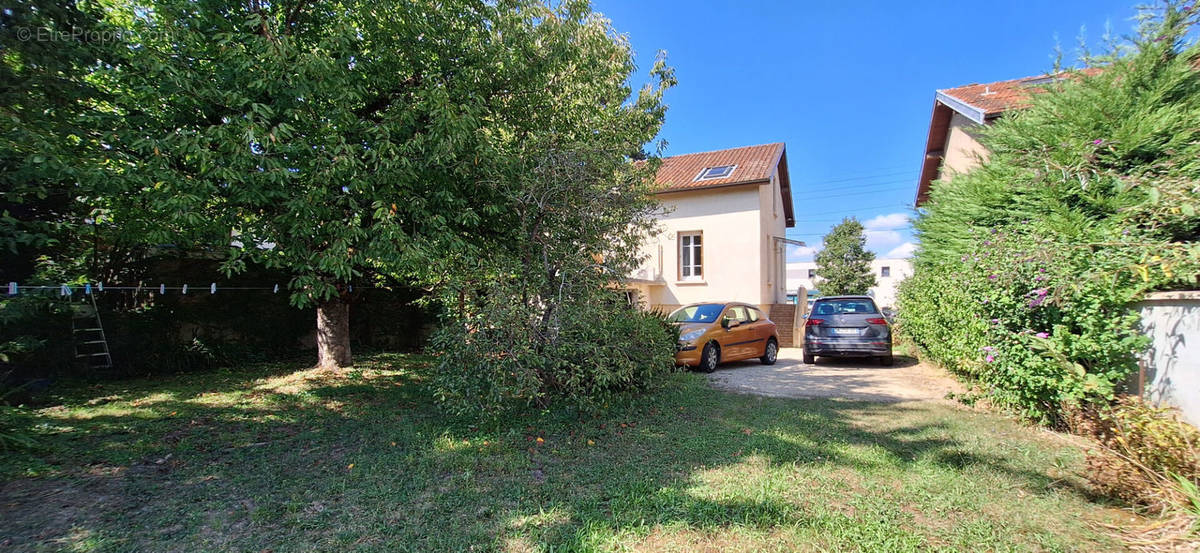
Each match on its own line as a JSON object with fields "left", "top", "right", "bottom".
{"left": 2, "top": 282, "right": 349, "bottom": 296}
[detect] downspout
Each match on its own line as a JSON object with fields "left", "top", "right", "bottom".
{"left": 772, "top": 236, "right": 806, "bottom": 302}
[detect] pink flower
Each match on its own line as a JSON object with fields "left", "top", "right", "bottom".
{"left": 1092, "top": 139, "right": 1104, "bottom": 145}
{"left": 985, "top": 355, "right": 995, "bottom": 363}
{"left": 1035, "top": 332, "right": 1049, "bottom": 339}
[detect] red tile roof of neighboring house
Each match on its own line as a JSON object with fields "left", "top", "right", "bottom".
{"left": 653, "top": 142, "right": 794, "bottom": 226}
{"left": 936, "top": 68, "right": 1104, "bottom": 122}
{"left": 915, "top": 68, "right": 1104, "bottom": 206}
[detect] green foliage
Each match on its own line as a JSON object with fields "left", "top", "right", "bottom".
{"left": 0, "top": 293, "right": 71, "bottom": 368}
{"left": 0, "top": 405, "right": 38, "bottom": 452}
{"left": 1, "top": 0, "right": 114, "bottom": 256}
{"left": 431, "top": 291, "right": 678, "bottom": 416}
{"left": 900, "top": 2, "right": 1200, "bottom": 422}
{"left": 814, "top": 218, "right": 877, "bottom": 295}
{"left": 4, "top": 0, "right": 675, "bottom": 370}
{"left": 900, "top": 231, "right": 1149, "bottom": 421}
{"left": 392, "top": 3, "right": 677, "bottom": 414}
{"left": 424, "top": 87, "right": 678, "bottom": 416}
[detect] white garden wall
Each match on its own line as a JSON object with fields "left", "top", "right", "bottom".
{"left": 1135, "top": 291, "right": 1200, "bottom": 427}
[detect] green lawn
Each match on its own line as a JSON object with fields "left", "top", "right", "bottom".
{"left": 1, "top": 353, "right": 1135, "bottom": 552}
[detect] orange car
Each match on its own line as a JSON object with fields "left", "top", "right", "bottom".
{"left": 670, "top": 302, "right": 779, "bottom": 372}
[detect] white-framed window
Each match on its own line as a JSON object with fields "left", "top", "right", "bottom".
{"left": 881, "top": 266, "right": 891, "bottom": 277}
{"left": 679, "top": 232, "right": 703, "bottom": 281}
{"left": 694, "top": 165, "right": 736, "bottom": 181}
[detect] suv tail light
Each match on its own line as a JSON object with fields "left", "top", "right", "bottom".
{"left": 866, "top": 318, "right": 888, "bottom": 325}
{"left": 805, "top": 318, "right": 824, "bottom": 326}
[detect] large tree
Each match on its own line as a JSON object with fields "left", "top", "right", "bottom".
{"left": 88, "top": 0, "right": 662, "bottom": 369}
{"left": 814, "top": 218, "right": 877, "bottom": 295}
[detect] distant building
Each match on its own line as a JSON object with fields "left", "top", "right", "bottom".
{"left": 785, "top": 258, "right": 913, "bottom": 309}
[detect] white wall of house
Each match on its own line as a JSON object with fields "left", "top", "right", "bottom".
{"left": 633, "top": 183, "right": 772, "bottom": 311}
{"left": 758, "top": 168, "right": 788, "bottom": 305}
{"left": 785, "top": 258, "right": 912, "bottom": 308}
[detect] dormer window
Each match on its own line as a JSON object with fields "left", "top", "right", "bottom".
{"left": 695, "top": 165, "right": 736, "bottom": 181}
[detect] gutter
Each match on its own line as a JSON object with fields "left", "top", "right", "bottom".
{"left": 934, "top": 90, "right": 987, "bottom": 124}
{"left": 654, "top": 178, "right": 771, "bottom": 195}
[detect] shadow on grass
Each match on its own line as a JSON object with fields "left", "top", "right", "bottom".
{"left": 0, "top": 352, "right": 1112, "bottom": 552}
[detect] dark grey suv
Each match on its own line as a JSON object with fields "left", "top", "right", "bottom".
{"left": 802, "top": 296, "right": 893, "bottom": 365}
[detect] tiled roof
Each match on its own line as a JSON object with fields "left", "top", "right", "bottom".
{"left": 938, "top": 68, "right": 1104, "bottom": 120}
{"left": 651, "top": 142, "right": 793, "bottom": 226}
{"left": 654, "top": 143, "right": 785, "bottom": 191}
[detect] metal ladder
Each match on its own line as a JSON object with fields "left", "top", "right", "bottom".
{"left": 71, "top": 293, "right": 113, "bottom": 369}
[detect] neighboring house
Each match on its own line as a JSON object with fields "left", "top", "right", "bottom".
{"left": 914, "top": 69, "right": 1200, "bottom": 425}
{"left": 625, "top": 143, "right": 797, "bottom": 315}
{"left": 785, "top": 258, "right": 913, "bottom": 309}
{"left": 915, "top": 71, "right": 1099, "bottom": 205}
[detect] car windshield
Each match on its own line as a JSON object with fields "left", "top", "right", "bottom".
{"left": 669, "top": 304, "right": 725, "bottom": 323}
{"left": 811, "top": 299, "right": 879, "bottom": 316}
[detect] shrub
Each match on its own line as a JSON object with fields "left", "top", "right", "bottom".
{"left": 1067, "top": 397, "right": 1200, "bottom": 514}
{"left": 430, "top": 289, "right": 678, "bottom": 417}
{"left": 898, "top": 232, "right": 1150, "bottom": 421}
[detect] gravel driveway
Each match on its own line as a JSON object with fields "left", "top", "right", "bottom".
{"left": 707, "top": 347, "right": 963, "bottom": 402}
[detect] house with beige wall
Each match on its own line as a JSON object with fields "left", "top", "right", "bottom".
{"left": 626, "top": 143, "right": 797, "bottom": 315}
{"left": 914, "top": 72, "right": 1097, "bottom": 204}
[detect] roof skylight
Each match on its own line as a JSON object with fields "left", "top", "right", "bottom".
{"left": 695, "top": 165, "right": 736, "bottom": 181}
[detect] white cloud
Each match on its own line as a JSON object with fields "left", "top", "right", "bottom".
{"left": 787, "top": 243, "right": 820, "bottom": 262}
{"left": 864, "top": 229, "right": 903, "bottom": 251}
{"left": 884, "top": 241, "right": 917, "bottom": 258}
{"left": 863, "top": 212, "right": 910, "bottom": 230}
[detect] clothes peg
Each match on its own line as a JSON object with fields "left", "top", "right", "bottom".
{"left": 160, "top": 284, "right": 166, "bottom": 294}
{"left": 210, "top": 283, "right": 217, "bottom": 294}
{"left": 273, "top": 284, "right": 279, "bottom": 293}
{"left": 182, "top": 284, "right": 188, "bottom": 294}
{"left": 97, "top": 282, "right": 104, "bottom": 292}
{"left": 61, "top": 284, "right": 72, "bottom": 296}
{"left": 6, "top": 282, "right": 16, "bottom": 296}
{"left": 85, "top": 283, "right": 92, "bottom": 295}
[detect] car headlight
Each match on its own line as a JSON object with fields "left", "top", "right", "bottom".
{"left": 679, "top": 329, "right": 706, "bottom": 342}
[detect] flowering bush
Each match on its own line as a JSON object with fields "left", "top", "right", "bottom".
{"left": 900, "top": 232, "right": 1149, "bottom": 421}
{"left": 899, "top": 2, "right": 1200, "bottom": 423}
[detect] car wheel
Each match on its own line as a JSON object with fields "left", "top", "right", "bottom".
{"left": 803, "top": 352, "right": 815, "bottom": 365}
{"left": 760, "top": 339, "right": 778, "bottom": 365}
{"left": 879, "top": 354, "right": 895, "bottom": 366}
{"left": 699, "top": 342, "right": 720, "bottom": 373}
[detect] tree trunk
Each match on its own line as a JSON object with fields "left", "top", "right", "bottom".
{"left": 316, "top": 296, "right": 352, "bottom": 370}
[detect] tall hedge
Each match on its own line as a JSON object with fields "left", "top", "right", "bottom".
{"left": 899, "top": 3, "right": 1200, "bottom": 423}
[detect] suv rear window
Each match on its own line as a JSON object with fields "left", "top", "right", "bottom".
{"left": 811, "top": 299, "right": 878, "bottom": 316}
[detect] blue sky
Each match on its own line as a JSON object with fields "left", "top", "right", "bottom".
{"left": 592, "top": 0, "right": 1144, "bottom": 262}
